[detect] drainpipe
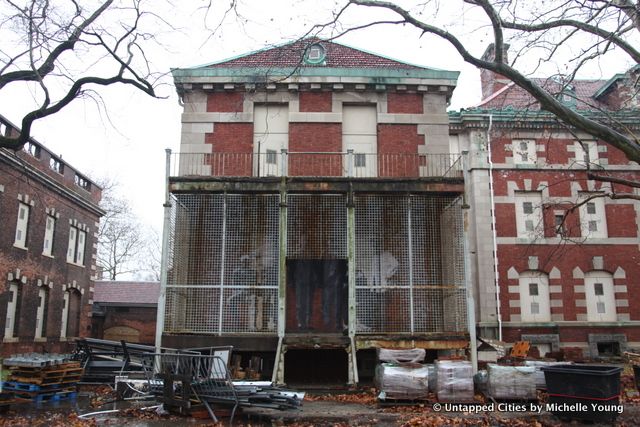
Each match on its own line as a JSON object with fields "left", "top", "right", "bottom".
{"left": 155, "top": 149, "right": 172, "bottom": 354}
{"left": 486, "top": 115, "right": 503, "bottom": 341}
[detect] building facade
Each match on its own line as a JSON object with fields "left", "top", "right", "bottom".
{"left": 0, "top": 115, "right": 103, "bottom": 356}
{"left": 92, "top": 281, "right": 159, "bottom": 344}
{"left": 453, "top": 45, "right": 640, "bottom": 358}
{"left": 162, "top": 39, "right": 470, "bottom": 385}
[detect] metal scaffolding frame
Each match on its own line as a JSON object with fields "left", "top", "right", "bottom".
{"left": 162, "top": 191, "right": 466, "bottom": 337}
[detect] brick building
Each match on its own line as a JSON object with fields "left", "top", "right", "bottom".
{"left": 0, "top": 115, "right": 103, "bottom": 356}
{"left": 161, "top": 38, "right": 470, "bottom": 385}
{"left": 452, "top": 45, "right": 640, "bottom": 358}
{"left": 92, "top": 281, "right": 159, "bottom": 344}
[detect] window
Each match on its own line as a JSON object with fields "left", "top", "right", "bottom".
{"left": 14, "top": 202, "right": 30, "bottom": 248}
{"left": 574, "top": 141, "right": 599, "bottom": 166}
{"left": 4, "top": 282, "right": 21, "bottom": 339}
{"left": 265, "top": 149, "right": 277, "bottom": 165}
{"left": 519, "top": 272, "right": 551, "bottom": 322}
{"left": 513, "top": 140, "right": 537, "bottom": 165}
{"left": 35, "top": 287, "right": 49, "bottom": 339}
{"left": 554, "top": 214, "right": 565, "bottom": 236}
{"left": 62, "top": 290, "right": 82, "bottom": 338}
{"left": 67, "top": 226, "right": 86, "bottom": 266}
{"left": 594, "top": 283, "right": 604, "bottom": 296}
{"left": 74, "top": 174, "right": 91, "bottom": 191}
{"left": 354, "top": 153, "right": 367, "bottom": 168}
{"left": 43, "top": 215, "right": 55, "bottom": 256}
{"left": 304, "top": 43, "right": 326, "bottom": 64}
{"left": 578, "top": 195, "right": 607, "bottom": 238}
{"left": 585, "top": 273, "right": 616, "bottom": 322}
{"left": 515, "top": 192, "right": 543, "bottom": 238}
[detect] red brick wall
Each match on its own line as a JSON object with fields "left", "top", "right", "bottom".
{"left": 289, "top": 123, "right": 342, "bottom": 176}
{"left": 377, "top": 124, "right": 422, "bottom": 177}
{"left": 543, "top": 138, "right": 571, "bottom": 164}
{"left": 93, "top": 306, "right": 157, "bottom": 345}
{"left": 497, "top": 244, "right": 640, "bottom": 323}
{"left": 387, "top": 93, "right": 423, "bottom": 114}
{"left": 205, "top": 123, "right": 254, "bottom": 176}
{"left": 0, "top": 157, "right": 100, "bottom": 356}
{"left": 606, "top": 205, "right": 637, "bottom": 237}
{"left": 494, "top": 203, "right": 517, "bottom": 237}
{"left": 299, "top": 92, "right": 332, "bottom": 112}
{"left": 207, "top": 92, "right": 245, "bottom": 113}
{"left": 502, "top": 326, "right": 640, "bottom": 343}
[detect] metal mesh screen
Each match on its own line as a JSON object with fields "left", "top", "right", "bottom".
{"left": 355, "top": 194, "right": 467, "bottom": 334}
{"left": 164, "top": 193, "right": 279, "bottom": 334}
{"left": 287, "top": 194, "right": 347, "bottom": 259}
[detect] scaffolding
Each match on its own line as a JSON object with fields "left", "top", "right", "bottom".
{"left": 163, "top": 192, "right": 466, "bottom": 336}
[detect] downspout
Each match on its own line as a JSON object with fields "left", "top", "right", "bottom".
{"left": 155, "top": 149, "right": 172, "bottom": 354}
{"left": 486, "top": 115, "right": 503, "bottom": 341}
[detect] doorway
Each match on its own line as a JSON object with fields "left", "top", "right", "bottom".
{"left": 286, "top": 259, "right": 348, "bottom": 333}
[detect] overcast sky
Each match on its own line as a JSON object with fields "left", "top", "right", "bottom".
{"left": 1, "top": 0, "right": 633, "bottom": 234}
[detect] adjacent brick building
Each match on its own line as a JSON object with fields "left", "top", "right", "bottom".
{"left": 92, "top": 281, "right": 159, "bottom": 344}
{"left": 0, "top": 115, "right": 103, "bottom": 356}
{"left": 452, "top": 45, "right": 640, "bottom": 358}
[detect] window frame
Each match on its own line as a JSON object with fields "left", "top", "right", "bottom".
{"left": 43, "top": 215, "right": 56, "bottom": 257}
{"left": 578, "top": 194, "right": 608, "bottom": 238}
{"left": 14, "top": 202, "right": 30, "bottom": 249}
{"left": 512, "top": 139, "right": 537, "bottom": 165}
{"left": 515, "top": 192, "right": 544, "bottom": 239}
{"left": 518, "top": 272, "right": 551, "bottom": 322}
{"left": 67, "top": 225, "right": 87, "bottom": 266}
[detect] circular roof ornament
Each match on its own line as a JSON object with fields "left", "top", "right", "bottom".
{"left": 304, "top": 43, "right": 326, "bottom": 65}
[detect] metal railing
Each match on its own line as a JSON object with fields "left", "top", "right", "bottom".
{"left": 171, "top": 151, "right": 462, "bottom": 179}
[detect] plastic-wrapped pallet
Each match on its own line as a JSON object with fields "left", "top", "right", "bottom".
{"left": 524, "top": 360, "right": 572, "bottom": 390}
{"left": 426, "top": 364, "right": 437, "bottom": 392}
{"left": 487, "top": 364, "right": 536, "bottom": 399}
{"left": 435, "top": 360, "right": 474, "bottom": 402}
{"left": 375, "top": 363, "right": 429, "bottom": 400}
{"left": 377, "top": 348, "right": 426, "bottom": 363}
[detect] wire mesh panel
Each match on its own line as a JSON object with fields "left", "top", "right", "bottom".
{"left": 354, "top": 195, "right": 410, "bottom": 333}
{"left": 287, "top": 194, "right": 347, "bottom": 259}
{"left": 354, "top": 194, "right": 467, "bottom": 334}
{"left": 164, "top": 193, "right": 279, "bottom": 335}
{"left": 440, "top": 197, "right": 467, "bottom": 332}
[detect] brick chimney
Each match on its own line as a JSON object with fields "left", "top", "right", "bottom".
{"left": 480, "top": 43, "right": 511, "bottom": 100}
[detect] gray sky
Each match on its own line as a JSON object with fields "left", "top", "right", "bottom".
{"left": 1, "top": 0, "right": 633, "bottom": 233}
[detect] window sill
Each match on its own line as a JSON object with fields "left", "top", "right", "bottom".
{"left": 66, "top": 261, "right": 85, "bottom": 268}
{"left": 34, "top": 337, "right": 47, "bottom": 342}
{"left": 3, "top": 337, "right": 18, "bottom": 343}
{"left": 42, "top": 253, "right": 54, "bottom": 259}
{"left": 12, "top": 243, "right": 28, "bottom": 251}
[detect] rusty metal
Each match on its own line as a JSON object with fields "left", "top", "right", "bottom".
{"left": 355, "top": 338, "right": 469, "bottom": 351}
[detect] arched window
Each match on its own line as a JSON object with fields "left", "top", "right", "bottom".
{"left": 61, "top": 289, "right": 82, "bottom": 338}
{"left": 4, "top": 280, "right": 22, "bottom": 339}
{"left": 584, "top": 271, "right": 616, "bottom": 322}
{"left": 518, "top": 272, "right": 551, "bottom": 322}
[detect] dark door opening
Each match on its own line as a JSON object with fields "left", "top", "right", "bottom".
{"left": 286, "top": 259, "right": 347, "bottom": 333}
{"left": 284, "top": 349, "right": 348, "bottom": 385}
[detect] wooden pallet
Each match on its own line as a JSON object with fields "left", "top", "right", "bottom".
{"left": 7, "top": 363, "right": 83, "bottom": 385}
{"left": 11, "top": 387, "right": 77, "bottom": 404}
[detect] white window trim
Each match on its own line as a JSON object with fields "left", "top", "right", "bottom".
{"left": 515, "top": 192, "right": 544, "bottom": 239}
{"left": 4, "top": 282, "right": 20, "bottom": 340}
{"left": 43, "top": 215, "right": 56, "bottom": 257}
{"left": 13, "top": 202, "right": 30, "bottom": 249}
{"left": 60, "top": 291, "right": 69, "bottom": 339}
{"left": 584, "top": 273, "right": 616, "bottom": 322}
{"left": 578, "top": 194, "right": 608, "bottom": 238}
{"left": 574, "top": 141, "right": 599, "bottom": 167}
{"left": 513, "top": 139, "right": 537, "bottom": 165}
{"left": 519, "top": 273, "right": 551, "bottom": 322}
{"left": 35, "top": 287, "right": 48, "bottom": 339}
{"left": 67, "top": 226, "right": 86, "bottom": 266}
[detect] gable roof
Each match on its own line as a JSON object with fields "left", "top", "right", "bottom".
{"left": 172, "top": 37, "right": 460, "bottom": 84}
{"left": 93, "top": 281, "right": 160, "bottom": 306}
{"left": 202, "top": 37, "right": 426, "bottom": 70}
{"left": 476, "top": 78, "right": 610, "bottom": 111}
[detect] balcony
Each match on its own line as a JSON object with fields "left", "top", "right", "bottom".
{"left": 170, "top": 151, "right": 462, "bottom": 179}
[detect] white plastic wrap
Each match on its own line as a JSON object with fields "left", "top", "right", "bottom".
{"left": 426, "top": 364, "right": 437, "bottom": 392}
{"left": 435, "top": 360, "right": 474, "bottom": 402}
{"left": 524, "top": 360, "right": 572, "bottom": 390}
{"left": 375, "top": 363, "right": 429, "bottom": 400}
{"left": 377, "top": 348, "right": 426, "bottom": 363}
{"left": 487, "top": 364, "right": 536, "bottom": 399}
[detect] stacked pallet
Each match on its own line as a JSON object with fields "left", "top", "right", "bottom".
{"left": 2, "top": 355, "right": 82, "bottom": 404}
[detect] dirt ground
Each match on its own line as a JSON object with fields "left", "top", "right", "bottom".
{"left": 1, "top": 372, "right": 639, "bottom": 426}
